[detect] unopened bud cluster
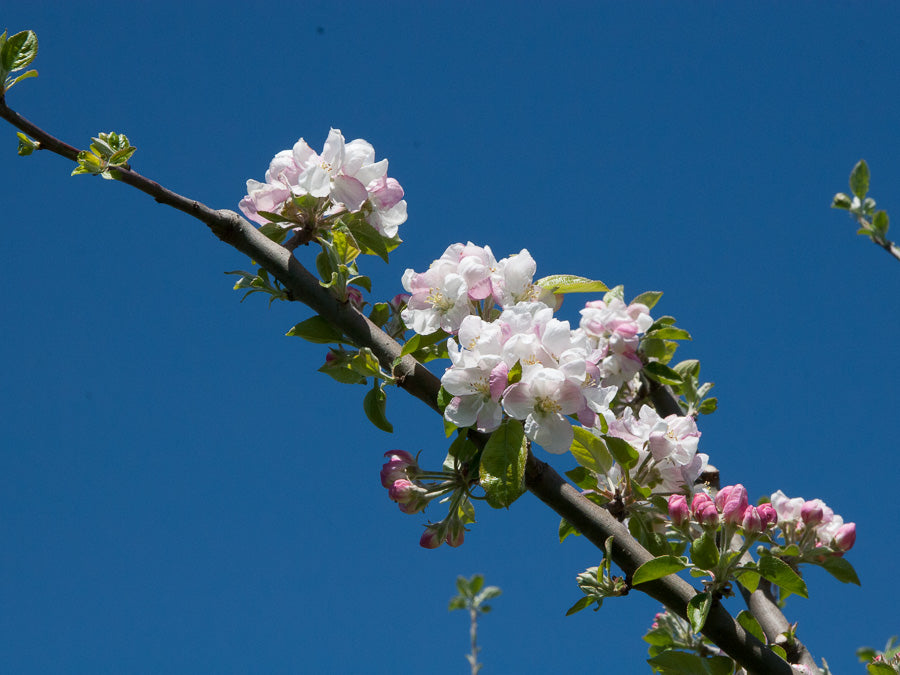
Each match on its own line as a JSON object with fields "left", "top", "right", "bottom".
{"left": 380, "top": 450, "right": 472, "bottom": 549}
{"left": 770, "top": 490, "right": 856, "bottom": 554}
{"left": 668, "top": 484, "right": 777, "bottom": 537}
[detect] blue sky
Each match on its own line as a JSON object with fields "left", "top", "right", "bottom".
{"left": 3, "top": 2, "right": 899, "bottom": 672}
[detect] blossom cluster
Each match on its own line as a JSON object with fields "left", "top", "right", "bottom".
{"left": 400, "top": 243, "right": 552, "bottom": 335}
{"left": 240, "top": 128, "right": 407, "bottom": 237}
{"left": 606, "top": 405, "right": 709, "bottom": 494}
{"left": 770, "top": 489, "right": 856, "bottom": 553}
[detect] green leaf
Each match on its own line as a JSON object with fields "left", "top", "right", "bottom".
{"left": 687, "top": 591, "right": 712, "bottom": 633}
{"left": 317, "top": 359, "right": 367, "bottom": 384}
{"left": 734, "top": 568, "right": 760, "bottom": 594}
{"left": 15, "top": 131, "right": 38, "bottom": 155}
{"left": 643, "top": 361, "right": 683, "bottom": 386}
{"left": 770, "top": 644, "right": 787, "bottom": 660}
{"left": 4, "top": 68, "right": 38, "bottom": 91}
{"left": 400, "top": 329, "right": 449, "bottom": 357}
{"left": 736, "top": 610, "right": 765, "bottom": 643}
{"left": 286, "top": 315, "right": 348, "bottom": 344}
{"left": 436, "top": 386, "right": 453, "bottom": 410}
{"left": 368, "top": 302, "right": 390, "bottom": 327}
{"left": 850, "top": 160, "right": 870, "bottom": 199}
{"left": 565, "top": 466, "right": 598, "bottom": 490}
{"left": 646, "top": 327, "right": 692, "bottom": 341}
{"left": 1, "top": 30, "right": 38, "bottom": 73}
{"left": 831, "top": 192, "right": 852, "bottom": 210}
{"left": 559, "top": 517, "right": 580, "bottom": 542}
{"left": 350, "top": 347, "right": 385, "bottom": 379}
{"left": 603, "top": 435, "right": 639, "bottom": 469}
{"left": 757, "top": 555, "right": 808, "bottom": 598}
{"left": 565, "top": 596, "right": 595, "bottom": 616}
{"left": 479, "top": 420, "right": 528, "bottom": 508}
{"left": 698, "top": 398, "right": 718, "bottom": 414}
{"left": 631, "top": 290, "right": 663, "bottom": 309}
{"left": 818, "top": 555, "right": 861, "bottom": 585}
{"left": 535, "top": 274, "right": 608, "bottom": 294}
{"left": 448, "top": 432, "right": 477, "bottom": 462}
{"left": 363, "top": 383, "right": 393, "bottom": 433}
{"left": 690, "top": 531, "right": 719, "bottom": 571}
{"left": 448, "top": 597, "right": 466, "bottom": 611}
{"left": 868, "top": 663, "right": 897, "bottom": 675}
{"left": 569, "top": 427, "right": 613, "bottom": 474}
{"left": 507, "top": 359, "right": 523, "bottom": 385}
{"left": 647, "top": 651, "right": 701, "bottom": 673}
{"left": 346, "top": 217, "right": 390, "bottom": 262}
{"left": 632, "top": 555, "right": 689, "bottom": 585}
{"left": 873, "top": 210, "right": 890, "bottom": 236}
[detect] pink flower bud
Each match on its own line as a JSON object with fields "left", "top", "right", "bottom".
{"left": 691, "top": 492, "right": 714, "bottom": 517}
{"left": 719, "top": 484, "right": 749, "bottom": 526}
{"left": 696, "top": 503, "right": 720, "bottom": 528}
{"left": 384, "top": 449, "right": 416, "bottom": 465}
{"left": 801, "top": 500, "right": 825, "bottom": 527}
{"left": 834, "top": 522, "right": 856, "bottom": 551}
{"left": 419, "top": 526, "right": 443, "bottom": 549}
{"left": 668, "top": 494, "right": 690, "bottom": 526}
{"left": 757, "top": 503, "right": 777, "bottom": 527}
{"left": 345, "top": 286, "right": 364, "bottom": 308}
{"left": 741, "top": 506, "right": 763, "bottom": 534}
{"left": 380, "top": 450, "right": 417, "bottom": 487}
{"left": 446, "top": 526, "right": 465, "bottom": 548}
{"left": 388, "top": 479, "right": 417, "bottom": 503}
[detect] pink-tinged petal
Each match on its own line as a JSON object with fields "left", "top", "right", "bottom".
{"left": 342, "top": 139, "right": 375, "bottom": 175}
{"left": 441, "top": 368, "right": 480, "bottom": 396}
{"left": 526, "top": 412, "right": 574, "bottom": 453}
{"left": 355, "top": 158, "right": 388, "bottom": 186}
{"left": 834, "top": 522, "right": 856, "bottom": 551}
{"left": 292, "top": 139, "right": 319, "bottom": 171}
{"left": 331, "top": 174, "right": 368, "bottom": 211}
{"left": 475, "top": 400, "right": 503, "bottom": 432}
{"left": 367, "top": 175, "right": 405, "bottom": 210}
{"left": 321, "top": 128, "right": 345, "bottom": 168}
{"left": 501, "top": 382, "right": 534, "bottom": 419}
{"left": 368, "top": 200, "right": 407, "bottom": 237}
{"left": 556, "top": 381, "right": 586, "bottom": 415}
{"left": 489, "top": 362, "right": 509, "bottom": 401}
{"left": 445, "top": 395, "right": 480, "bottom": 428}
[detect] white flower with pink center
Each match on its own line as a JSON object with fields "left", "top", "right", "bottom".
{"left": 502, "top": 368, "right": 586, "bottom": 453}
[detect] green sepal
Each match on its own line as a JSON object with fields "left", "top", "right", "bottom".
{"left": 363, "top": 382, "right": 393, "bottom": 433}
{"left": 686, "top": 591, "right": 712, "bottom": 633}
{"left": 631, "top": 290, "right": 663, "bottom": 309}
{"left": 757, "top": 555, "right": 808, "bottom": 598}
{"left": 479, "top": 419, "right": 528, "bottom": 509}
{"left": 849, "top": 159, "right": 870, "bottom": 199}
{"left": 535, "top": 274, "right": 608, "bottom": 295}
{"left": 690, "top": 531, "right": 719, "bottom": 571}
{"left": 632, "top": 555, "right": 689, "bottom": 585}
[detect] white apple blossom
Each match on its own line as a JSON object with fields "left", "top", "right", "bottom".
{"left": 239, "top": 128, "right": 407, "bottom": 237}
{"left": 502, "top": 368, "right": 586, "bottom": 453}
